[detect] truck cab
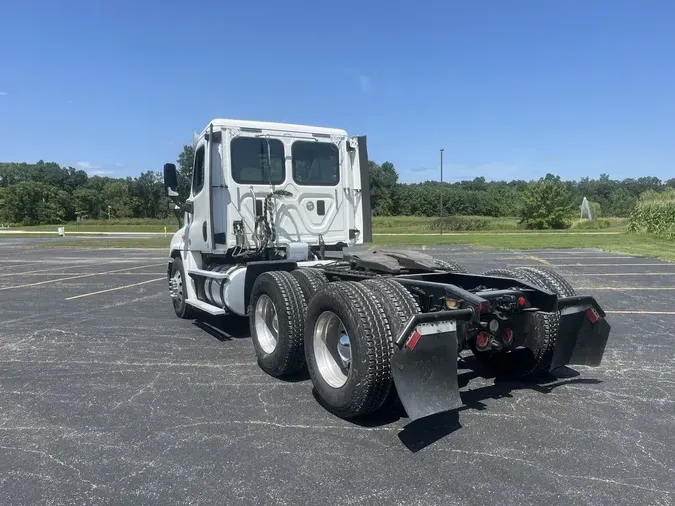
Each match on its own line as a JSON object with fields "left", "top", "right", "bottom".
{"left": 165, "top": 119, "right": 370, "bottom": 261}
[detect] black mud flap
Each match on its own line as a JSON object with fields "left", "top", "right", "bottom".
{"left": 550, "top": 296, "right": 611, "bottom": 370}
{"left": 391, "top": 309, "right": 474, "bottom": 421}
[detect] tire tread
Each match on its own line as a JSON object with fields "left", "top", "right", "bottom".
{"left": 516, "top": 266, "right": 576, "bottom": 297}
{"left": 434, "top": 258, "right": 468, "bottom": 273}
{"left": 291, "top": 267, "right": 328, "bottom": 304}
{"left": 249, "top": 271, "right": 307, "bottom": 377}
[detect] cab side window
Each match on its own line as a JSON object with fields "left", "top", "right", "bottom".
{"left": 192, "top": 145, "right": 205, "bottom": 195}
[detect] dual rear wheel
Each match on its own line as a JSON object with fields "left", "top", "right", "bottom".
{"left": 248, "top": 268, "right": 420, "bottom": 419}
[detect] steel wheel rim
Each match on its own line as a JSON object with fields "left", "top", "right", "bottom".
{"left": 172, "top": 269, "right": 183, "bottom": 308}
{"left": 314, "top": 311, "right": 351, "bottom": 388}
{"left": 255, "top": 294, "right": 278, "bottom": 354}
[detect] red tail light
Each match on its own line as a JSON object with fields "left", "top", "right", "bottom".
{"left": 476, "top": 331, "right": 489, "bottom": 350}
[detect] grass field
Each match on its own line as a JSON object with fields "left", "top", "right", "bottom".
{"left": 4, "top": 216, "right": 672, "bottom": 261}
{"left": 15, "top": 237, "right": 174, "bottom": 249}
{"left": 5, "top": 215, "right": 629, "bottom": 234}
{"left": 372, "top": 232, "right": 675, "bottom": 261}
{"left": 3, "top": 218, "right": 180, "bottom": 233}
{"left": 372, "top": 215, "right": 628, "bottom": 233}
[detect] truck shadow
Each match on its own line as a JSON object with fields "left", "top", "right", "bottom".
{"left": 350, "top": 358, "right": 602, "bottom": 452}
{"left": 193, "top": 314, "right": 312, "bottom": 382}
{"left": 192, "top": 314, "right": 250, "bottom": 341}
{"left": 396, "top": 364, "right": 602, "bottom": 453}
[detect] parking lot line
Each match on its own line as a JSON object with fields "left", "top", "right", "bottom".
{"left": 5, "top": 272, "right": 166, "bottom": 276}
{"left": 566, "top": 272, "right": 675, "bottom": 276}
{"left": 521, "top": 255, "right": 551, "bottom": 265}
{"left": 66, "top": 277, "right": 165, "bottom": 300}
{"left": 0, "top": 264, "right": 95, "bottom": 277}
{"left": 605, "top": 310, "right": 675, "bottom": 315}
{"left": 0, "top": 263, "right": 165, "bottom": 291}
{"left": 553, "top": 263, "right": 674, "bottom": 267}
{"left": 498, "top": 255, "right": 638, "bottom": 259}
{"left": 577, "top": 287, "right": 675, "bottom": 290}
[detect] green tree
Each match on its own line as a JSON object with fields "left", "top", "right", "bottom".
{"left": 369, "top": 161, "right": 398, "bottom": 216}
{"left": 176, "top": 145, "right": 195, "bottom": 202}
{"left": 520, "top": 174, "right": 575, "bottom": 229}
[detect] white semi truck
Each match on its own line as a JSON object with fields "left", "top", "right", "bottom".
{"left": 162, "top": 118, "right": 611, "bottom": 421}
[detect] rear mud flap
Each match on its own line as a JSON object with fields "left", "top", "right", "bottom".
{"left": 391, "top": 309, "right": 474, "bottom": 421}
{"left": 550, "top": 296, "right": 611, "bottom": 370}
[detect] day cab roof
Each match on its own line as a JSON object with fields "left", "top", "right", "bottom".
{"left": 202, "top": 118, "right": 349, "bottom": 137}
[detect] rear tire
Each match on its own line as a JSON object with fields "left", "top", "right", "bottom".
{"left": 434, "top": 258, "right": 468, "bottom": 273}
{"left": 481, "top": 267, "right": 542, "bottom": 287}
{"left": 169, "top": 257, "right": 196, "bottom": 319}
{"left": 249, "top": 271, "right": 307, "bottom": 378}
{"left": 361, "top": 278, "right": 421, "bottom": 408}
{"left": 291, "top": 267, "right": 328, "bottom": 304}
{"left": 515, "top": 266, "right": 576, "bottom": 297}
{"left": 304, "top": 281, "right": 393, "bottom": 419}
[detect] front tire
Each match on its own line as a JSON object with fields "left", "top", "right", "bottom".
{"left": 169, "top": 257, "right": 195, "bottom": 319}
{"left": 249, "top": 271, "right": 307, "bottom": 378}
{"left": 304, "top": 282, "right": 393, "bottom": 419}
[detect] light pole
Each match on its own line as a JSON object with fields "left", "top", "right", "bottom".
{"left": 440, "top": 148, "right": 444, "bottom": 235}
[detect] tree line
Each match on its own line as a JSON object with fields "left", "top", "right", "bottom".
{"left": 1, "top": 145, "right": 673, "bottom": 226}
{"left": 368, "top": 160, "right": 674, "bottom": 220}
{"left": 0, "top": 161, "right": 169, "bottom": 225}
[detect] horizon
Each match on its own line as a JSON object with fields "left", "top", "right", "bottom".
{"left": 2, "top": 156, "right": 671, "bottom": 186}
{"left": 1, "top": 1, "right": 674, "bottom": 184}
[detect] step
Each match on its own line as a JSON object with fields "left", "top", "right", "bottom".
{"left": 186, "top": 299, "right": 227, "bottom": 315}
{"left": 187, "top": 268, "right": 230, "bottom": 280}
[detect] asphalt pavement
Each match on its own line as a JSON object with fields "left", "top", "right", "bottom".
{"left": 0, "top": 240, "right": 673, "bottom": 505}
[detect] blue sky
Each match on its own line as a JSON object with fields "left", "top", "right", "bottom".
{"left": 1, "top": 0, "right": 673, "bottom": 183}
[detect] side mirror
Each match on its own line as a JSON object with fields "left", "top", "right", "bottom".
{"left": 163, "top": 163, "right": 179, "bottom": 197}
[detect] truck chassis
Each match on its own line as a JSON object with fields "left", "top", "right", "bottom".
{"left": 168, "top": 248, "right": 610, "bottom": 422}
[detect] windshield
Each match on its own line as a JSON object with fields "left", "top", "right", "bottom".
{"left": 292, "top": 141, "right": 339, "bottom": 186}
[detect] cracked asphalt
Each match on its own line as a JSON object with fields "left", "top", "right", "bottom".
{"left": 1, "top": 240, "right": 674, "bottom": 505}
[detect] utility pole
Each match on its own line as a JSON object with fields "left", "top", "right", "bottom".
{"left": 440, "top": 148, "right": 444, "bottom": 235}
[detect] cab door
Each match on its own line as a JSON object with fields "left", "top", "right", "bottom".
{"left": 277, "top": 138, "right": 350, "bottom": 245}
{"left": 186, "top": 140, "right": 211, "bottom": 252}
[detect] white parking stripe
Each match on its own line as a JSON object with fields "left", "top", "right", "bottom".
{"left": 0, "top": 264, "right": 165, "bottom": 291}
{"left": 65, "top": 278, "right": 165, "bottom": 300}
{"left": 578, "top": 287, "right": 675, "bottom": 290}
{"left": 2, "top": 272, "right": 165, "bottom": 276}
{"left": 566, "top": 272, "right": 675, "bottom": 276}
{"left": 0, "top": 264, "right": 90, "bottom": 277}
{"left": 605, "top": 310, "right": 675, "bottom": 315}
